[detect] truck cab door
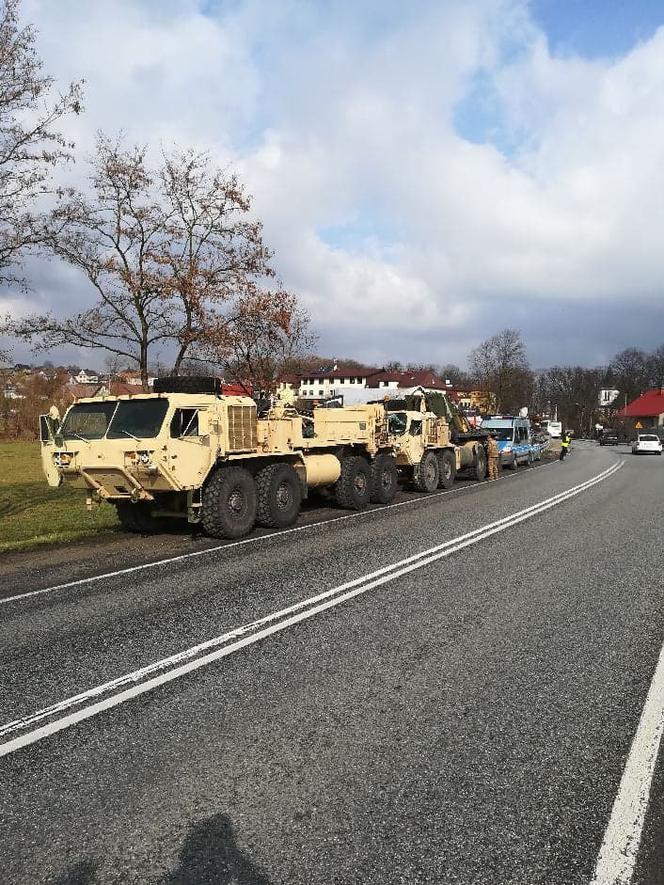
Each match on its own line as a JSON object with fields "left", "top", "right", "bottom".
{"left": 164, "top": 406, "right": 215, "bottom": 489}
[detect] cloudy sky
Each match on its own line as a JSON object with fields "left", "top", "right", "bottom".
{"left": 4, "top": 0, "right": 664, "bottom": 370}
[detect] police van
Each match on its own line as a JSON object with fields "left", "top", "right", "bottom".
{"left": 482, "top": 416, "right": 540, "bottom": 469}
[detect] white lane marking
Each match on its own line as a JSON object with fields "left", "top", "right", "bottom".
{"left": 0, "top": 459, "right": 614, "bottom": 740}
{"left": 591, "top": 640, "right": 664, "bottom": 884}
{"left": 0, "top": 460, "right": 621, "bottom": 757}
{"left": 1, "top": 459, "right": 559, "bottom": 606}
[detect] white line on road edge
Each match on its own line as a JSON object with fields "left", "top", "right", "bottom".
{"left": 590, "top": 640, "right": 664, "bottom": 884}
{"left": 0, "top": 460, "right": 621, "bottom": 758}
{"left": 0, "top": 459, "right": 560, "bottom": 606}
{"left": 0, "top": 459, "right": 615, "bottom": 741}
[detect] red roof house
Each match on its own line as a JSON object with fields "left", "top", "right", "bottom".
{"left": 616, "top": 389, "right": 664, "bottom": 426}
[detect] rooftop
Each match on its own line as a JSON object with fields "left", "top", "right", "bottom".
{"left": 617, "top": 389, "right": 664, "bottom": 418}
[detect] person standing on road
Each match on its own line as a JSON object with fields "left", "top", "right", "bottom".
{"left": 487, "top": 433, "right": 500, "bottom": 480}
{"left": 560, "top": 431, "right": 572, "bottom": 461}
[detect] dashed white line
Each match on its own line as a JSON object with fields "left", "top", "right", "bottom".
{"left": 0, "top": 459, "right": 621, "bottom": 758}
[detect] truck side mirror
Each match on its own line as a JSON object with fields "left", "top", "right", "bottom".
{"left": 40, "top": 410, "right": 61, "bottom": 444}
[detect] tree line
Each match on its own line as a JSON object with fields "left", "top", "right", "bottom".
{"left": 0, "top": 0, "right": 314, "bottom": 391}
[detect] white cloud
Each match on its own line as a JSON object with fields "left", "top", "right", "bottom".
{"left": 4, "top": 0, "right": 664, "bottom": 369}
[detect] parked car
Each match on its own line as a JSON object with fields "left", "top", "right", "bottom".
{"left": 632, "top": 433, "right": 663, "bottom": 455}
{"left": 599, "top": 430, "right": 620, "bottom": 446}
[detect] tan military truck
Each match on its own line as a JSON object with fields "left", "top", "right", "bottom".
{"left": 377, "top": 391, "right": 488, "bottom": 492}
{"left": 39, "top": 378, "right": 488, "bottom": 540}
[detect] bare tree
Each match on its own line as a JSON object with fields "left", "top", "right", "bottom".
{"left": 4, "top": 135, "right": 306, "bottom": 389}
{"left": 0, "top": 0, "right": 82, "bottom": 285}
{"left": 191, "top": 286, "right": 315, "bottom": 394}
{"left": 469, "top": 328, "right": 533, "bottom": 412}
{"left": 535, "top": 366, "right": 603, "bottom": 434}
{"left": 608, "top": 347, "right": 650, "bottom": 405}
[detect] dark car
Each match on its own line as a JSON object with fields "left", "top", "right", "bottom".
{"left": 599, "top": 430, "right": 620, "bottom": 446}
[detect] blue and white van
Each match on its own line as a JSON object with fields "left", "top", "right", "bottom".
{"left": 482, "top": 416, "right": 540, "bottom": 469}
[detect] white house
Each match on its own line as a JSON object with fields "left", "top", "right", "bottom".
{"left": 74, "top": 369, "right": 99, "bottom": 384}
{"left": 296, "top": 364, "right": 379, "bottom": 398}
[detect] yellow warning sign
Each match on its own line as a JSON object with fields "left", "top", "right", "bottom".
{"left": 635, "top": 421, "right": 643, "bottom": 429}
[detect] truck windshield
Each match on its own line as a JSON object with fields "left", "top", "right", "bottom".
{"left": 60, "top": 402, "right": 118, "bottom": 439}
{"left": 388, "top": 413, "right": 408, "bottom": 435}
{"left": 107, "top": 399, "right": 168, "bottom": 439}
{"left": 485, "top": 427, "right": 513, "bottom": 441}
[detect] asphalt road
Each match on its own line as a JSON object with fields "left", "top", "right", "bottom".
{"left": 1, "top": 442, "right": 664, "bottom": 884}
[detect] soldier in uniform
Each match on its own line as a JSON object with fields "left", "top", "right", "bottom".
{"left": 487, "top": 432, "right": 500, "bottom": 480}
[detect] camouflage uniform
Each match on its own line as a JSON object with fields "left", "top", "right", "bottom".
{"left": 487, "top": 436, "right": 500, "bottom": 480}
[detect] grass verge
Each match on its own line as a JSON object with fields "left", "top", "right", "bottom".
{"left": 0, "top": 441, "right": 119, "bottom": 554}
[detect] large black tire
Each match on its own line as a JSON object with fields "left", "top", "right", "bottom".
{"left": 510, "top": 452, "right": 519, "bottom": 470}
{"left": 335, "top": 456, "right": 371, "bottom": 510}
{"left": 201, "top": 466, "right": 257, "bottom": 539}
{"left": 437, "top": 450, "right": 456, "bottom": 489}
{"left": 115, "top": 501, "right": 159, "bottom": 534}
{"left": 255, "top": 463, "right": 301, "bottom": 528}
{"left": 370, "top": 454, "right": 398, "bottom": 504}
{"left": 413, "top": 450, "right": 440, "bottom": 492}
{"left": 474, "top": 445, "right": 487, "bottom": 481}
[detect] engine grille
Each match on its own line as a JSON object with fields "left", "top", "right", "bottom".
{"left": 227, "top": 405, "right": 257, "bottom": 450}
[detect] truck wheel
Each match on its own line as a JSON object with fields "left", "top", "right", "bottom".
{"left": 510, "top": 453, "right": 518, "bottom": 470}
{"left": 413, "top": 451, "right": 439, "bottom": 492}
{"left": 115, "top": 502, "right": 158, "bottom": 534}
{"left": 370, "top": 454, "right": 398, "bottom": 504}
{"left": 255, "top": 463, "right": 301, "bottom": 528}
{"left": 335, "top": 456, "right": 371, "bottom": 510}
{"left": 201, "top": 467, "right": 257, "bottom": 539}
{"left": 437, "top": 450, "right": 456, "bottom": 489}
{"left": 474, "top": 445, "right": 487, "bottom": 481}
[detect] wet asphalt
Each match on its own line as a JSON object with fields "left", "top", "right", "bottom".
{"left": 1, "top": 442, "right": 664, "bottom": 883}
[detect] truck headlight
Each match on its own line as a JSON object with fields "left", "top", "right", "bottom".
{"left": 53, "top": 452, "right": 72, "bottom": 468}
{"left": 503, "top": 446, "right": 512, "bottom": 453}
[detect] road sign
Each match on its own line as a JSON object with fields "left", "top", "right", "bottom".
{"left": 635, "top": 421, "right": 643, "bottom": 429}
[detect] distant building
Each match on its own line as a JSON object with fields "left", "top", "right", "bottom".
{"left": 115, "top": 370, "right": 156, "bottom": 387}
{"left": 599, "top": 388, "right": 620, "bottom": 407}
{"left": 73, "top": 369, "right": 99, "bottom": 384}
{"left": 616, "top": 389, "right": 664, "bottom": 429}
{"left": 296, "top": 365, "right": 379, "bottom": 399}
{"left": 278, "top": 365, "right": 459, "bottom": 401}
{"left": 455, "top": 388, "right": 497, "bottom": 414}
{"left": 366, "top": 370, "right": 452, "bottom": 391}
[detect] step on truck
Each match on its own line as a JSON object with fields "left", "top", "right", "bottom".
{"left": 39, "top": 377, "right": 490, "bottom": 540}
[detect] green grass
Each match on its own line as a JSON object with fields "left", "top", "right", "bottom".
{"left": 0, "top": 441, "right": 119, "bottom": 554}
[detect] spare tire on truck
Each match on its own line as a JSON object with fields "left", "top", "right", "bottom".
{"left": 201, "top": 466, "right": 257, "bottom": 539}
{"left": 255, "top": 462, "right": 301, "bottom": 529}
{"left": 370, "top": 454, "right": 398, "bottom": 504}
{"left": 335, "top": 456, "right": 371, "bottom": 510}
